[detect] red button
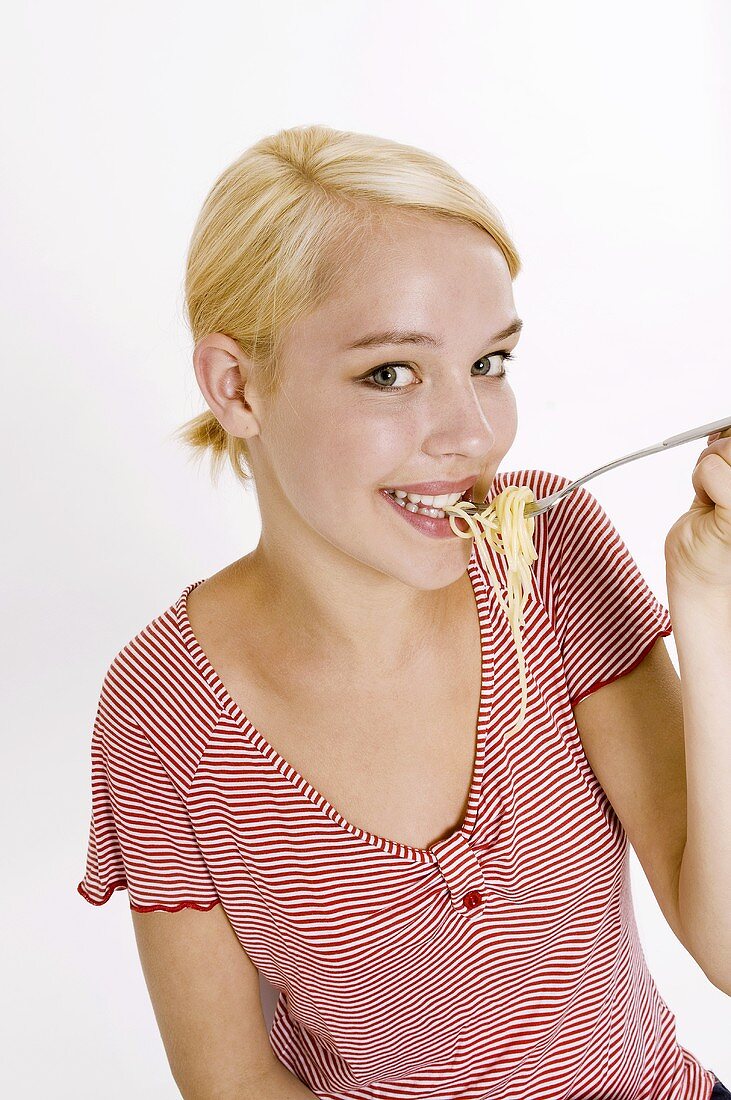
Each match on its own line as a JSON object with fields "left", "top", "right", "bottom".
{"left": 463, "top": 889, "right": 483, "bottom": 910}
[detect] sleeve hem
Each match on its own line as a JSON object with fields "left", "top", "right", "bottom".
{"left": 77, "top": 879, "right": 220, "bottom": 913}
{"left": 129, "top": 899, "right": 221, "bottom": 913}
{"left": 77, "top": 879, "right": 128, "bottom": 906}
{"left": 568, "top": 625, "right": 673, "bottom": 709}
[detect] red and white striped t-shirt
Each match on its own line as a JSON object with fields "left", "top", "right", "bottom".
{"left": 77, "top": 468, "right": 716, "bottom": 1100}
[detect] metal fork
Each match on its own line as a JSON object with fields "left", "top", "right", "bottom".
{"left": 518, "top": 414, "right": 731, "bottom": 518}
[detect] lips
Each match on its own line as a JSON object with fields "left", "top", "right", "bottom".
{"left": 381, "top": 476, "right": 479, "bottom": 497}
{"left": 380, "top": 486, "right": 469, "bottom": 538}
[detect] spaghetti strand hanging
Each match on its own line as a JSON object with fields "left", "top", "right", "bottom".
{"left": 445, "top": 486, "right": 539, "bottom": 737}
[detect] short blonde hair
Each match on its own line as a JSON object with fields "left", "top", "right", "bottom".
{"left": 173, "top": 124, "right": 522, "bottom": 488}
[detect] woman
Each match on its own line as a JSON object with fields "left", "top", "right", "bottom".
{"left": 77, "top": 124, "right": 730, "bottom": 1099}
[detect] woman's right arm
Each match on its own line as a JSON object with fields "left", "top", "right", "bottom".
{"left": 226, "top": 1062, "right": 320, "bottom": 1099}
{"left": 131, "top": 903, "right": 317, "bottom": 1098}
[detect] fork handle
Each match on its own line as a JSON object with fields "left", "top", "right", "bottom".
{"left": 662, "top": 415, "right": 731, "bottom": 448}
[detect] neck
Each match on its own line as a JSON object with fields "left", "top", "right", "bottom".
{"left": 232, "top": 545, "right": 468, "bottom": 675}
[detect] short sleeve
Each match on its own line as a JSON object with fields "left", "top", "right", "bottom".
{"left": 77, "top": 658, "right": 220, "bottom": 913}
{"left": 546, "top": 476, "right": 673, "bottom": 709}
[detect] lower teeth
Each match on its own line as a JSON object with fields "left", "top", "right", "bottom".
{"left": 385, "top": 492, "right": 448, "bottom": 519}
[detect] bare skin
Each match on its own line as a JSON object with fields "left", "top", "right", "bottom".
{"left": 185, "top": 556, "right": 483, "bottom": 850}
{"left": 187, "top": 209, "right": 521, "bottom": 849}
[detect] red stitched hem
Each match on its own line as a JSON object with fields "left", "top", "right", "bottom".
{"left": 77, "top": 880, "right": 220, "bottom": 912}
{"left": 129, "top": 899, "right": 221, "bottom": 913}
{"left": 569, "top": 625, "right": 672, "bottom": 709}
{"left": 77, "top": 879, "right": 127, "bottom": 905}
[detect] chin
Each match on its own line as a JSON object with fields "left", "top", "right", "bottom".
{"left": 388, "top": 547, "right": 473, "bottom": 589}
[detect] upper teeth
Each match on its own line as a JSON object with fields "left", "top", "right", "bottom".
{"left": 386, "top": 490, "right": 464, "bottom": 508}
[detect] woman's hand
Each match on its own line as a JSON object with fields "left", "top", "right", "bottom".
{"left": 664, "top": 426, "right": 731, "bottom": 595}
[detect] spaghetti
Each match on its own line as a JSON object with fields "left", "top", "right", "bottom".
{"left": 444, "top": 487, "right": 539, "bottom": 737}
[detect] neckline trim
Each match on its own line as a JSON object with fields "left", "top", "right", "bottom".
{"left": 176, "top": 542, "right": 495, "bottom": 865}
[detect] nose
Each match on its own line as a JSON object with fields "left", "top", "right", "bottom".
{"left": 423, "top": 385, "right": 496, "bottom": 493}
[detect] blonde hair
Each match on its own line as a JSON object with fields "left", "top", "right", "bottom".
{"left": 173, "top": 124, "right": 522, "bottom": 488}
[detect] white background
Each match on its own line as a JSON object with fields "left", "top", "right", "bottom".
{"left": 2, "top": 0, "right": 730, "bottom": 1095}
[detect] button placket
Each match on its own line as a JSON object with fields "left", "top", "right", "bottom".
{"left": 431, "top": 832, "right": 489, "bottom": 914}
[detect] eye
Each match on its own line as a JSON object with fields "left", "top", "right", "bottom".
{"left": 359, "top": 351, "right": 515, "bottom": 395}
{"left": 473, "top": 351, "right": 515, "bottom": 379}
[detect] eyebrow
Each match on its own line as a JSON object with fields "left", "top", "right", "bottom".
{"left": 345, "top": 317, "right": 523, "bottom": 350}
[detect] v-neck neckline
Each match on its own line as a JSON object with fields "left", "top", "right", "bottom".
{"left": 177, "top": 542, "right": 494, "bottom": 865}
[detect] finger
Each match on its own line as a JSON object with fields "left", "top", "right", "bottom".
{"left": 695, "top": 436, "right": 731, "bottom": 470}
{"left": 691, "top": 446, "right": 731, "bottom": 512}
{"left": 691, "top": 453, "right": 717, "bottom": 508}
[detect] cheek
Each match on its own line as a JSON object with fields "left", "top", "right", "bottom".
{"left": 273, "top": 402, "right": 381, "bottom": 508}
{"left": 269, "top": 383, "right": 518, "bottom": 508}
{"left": 302, "top": 400, "right": 417, "bottom": 485}
{"left": 367, "top": 415, "right": 422, "bottom": 464}
{"left": 489, "top": 383, "right": 518, "bottom": 448}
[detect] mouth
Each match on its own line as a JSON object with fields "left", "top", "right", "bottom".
{"left": 378, "top": 487, "right": 474, "bottom": 539}
{"left": 381, "top": 485, "right": 474, "bottom": 519}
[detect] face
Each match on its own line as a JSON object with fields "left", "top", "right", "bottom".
{"left": 201, "top": 212, "right": 520, "bottom": 594}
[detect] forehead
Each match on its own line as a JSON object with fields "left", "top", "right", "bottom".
{"left": 291, "top": 213, "right": 516, "bottom": 351}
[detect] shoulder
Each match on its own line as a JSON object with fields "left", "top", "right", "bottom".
{"left": 95, "top": 581, "right": 223, "bottom": 777}
{"left": 103, "top": 585, "right": 193, "bottom": 707}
